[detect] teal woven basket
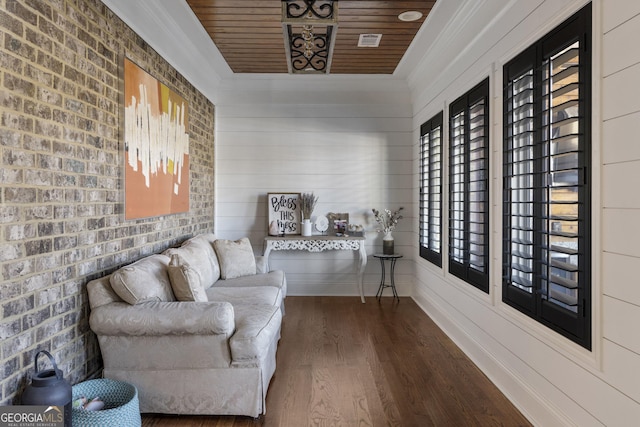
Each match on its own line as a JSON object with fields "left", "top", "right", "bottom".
{"left": 72, "top": 379, "right": 141, "bottom": 427}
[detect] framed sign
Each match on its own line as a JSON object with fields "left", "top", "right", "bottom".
{"left": 268, "top": 193, "right": 301, "bottom": 235}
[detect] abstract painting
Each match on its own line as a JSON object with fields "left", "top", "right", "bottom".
{"left": 123, "top": 57, "right": 190, "bottom": 219}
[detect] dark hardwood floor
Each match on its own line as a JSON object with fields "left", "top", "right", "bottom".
{"left": 142, "top": 296, "right": 531, "bottom": 427}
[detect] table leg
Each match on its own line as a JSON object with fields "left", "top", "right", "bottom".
{"left": 358, "top": 242, "right": 367, "bottom": 303}
{"left": 375, "top": 257, "right": 386, "bottom": 299}
{"left": 263, "top": 242, "right": 273, "bottom": 271}
{"left": 390, "top": 257, "right": 399, "bottom": 300}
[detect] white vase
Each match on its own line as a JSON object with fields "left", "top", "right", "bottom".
{"left": 301, "top": 219, "right": 313, "bottom": 236}
{"left": 268, "top": 220, "right": 280, "bottom": 236}
{"left": 383, "top": 231, "right": 394, "bottom": 255}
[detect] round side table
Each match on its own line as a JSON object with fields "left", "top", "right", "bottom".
{"left": 373, "top": 253, "right": 402, "bottom": 301}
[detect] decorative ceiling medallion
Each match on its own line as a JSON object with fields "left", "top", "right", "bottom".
{"left": 281, "top": 0, "right": 338, "bottom": 74}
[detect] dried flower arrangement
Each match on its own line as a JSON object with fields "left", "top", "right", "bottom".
{"left": 372, "top": 207, "right": 404, "bottom": 234}
{"left": 300, "top": 192, "right": 319, "bottom": 220}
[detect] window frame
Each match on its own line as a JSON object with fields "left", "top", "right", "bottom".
{"left": 448, "top": 78, "right": 490, "bottom": 293}
{"left": 502, "top": 3, "right": 592, "bottom": 350}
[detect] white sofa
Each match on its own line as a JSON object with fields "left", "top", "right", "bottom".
{"left": 86, "top": 233, "right": 286, "bottom": 417}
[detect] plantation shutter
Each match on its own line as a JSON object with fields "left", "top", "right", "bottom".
{"left": 419, "top": 112, "right": 443, "bottom": 266}
{"left": 449, "top": 79, "right": 490, "bottom": 292}
{"left": 503, "top": 4, "right": 591, "bottom": 349}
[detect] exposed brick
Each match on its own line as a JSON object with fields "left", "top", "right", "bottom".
{"left": 2, "top": 259, "right": 34, "bottom": 280}
{"left": 24, "top": 239, "right": 53, "bottom": 256}
{"left": 24, "top": 169, "right": 53, "bottom": 186}
{"left": 3, "top": 149, "right": 35, "bottom": 167}
{"left": 4, "top": 33, "right": 36, "bottom": 62}
{"left": 2, "top": 331, "right": 34, "bottom": 356}
{"left": 35, "top": 317, "right": 64, "bottom": 343}
{"left": 6, "top": 1, "right": 38, "bottom": 26}
{"left": 25, "top": 206, "right": 52, "bottom": 221}
{"left": 82, "top": 175, "right": 97, "bottom": 188}
{"left": 1, "top": 10, "right": 24, "bottom": 37}
{"left": 34, "top": 119, "right": 61, "bottom": 138}
{"left": 25, "top": 27, "right": 53, "bottom": 53}
{"left": 35, "top": 253, "right": 63, "bottom": 272}
{"left": 36, "top": 286, "right": 60, "bottom": 307}
{"left": 63, "top": 219, "right": 84, "bottom": 233}
{"left": 0, "top": 243, "right": 22, "bottom": 262}
{"left": 24, "top": 100, "right": 52, "bottom": 120}
{"left": 77, "top": 89, "right": 97, "bottom": 106}
{"left": 54, "top": 173, "right": 77, "bottom": 187}
{"left": 0, "top": 168, "right": 23, "bottom": 185}
{"left": 53, "top": 110, "right": 74, "bottom": 127}
{"left": 23, "top": 307, "right": 51, "bottom": 329}
{"left": 52, "top": 75, "right": 76, "bottom": 95}
{"left": 23, "top": 135, "right": 50, "bottom": 151}
{"left": 38, "top": 18, "right": 64, "bottom": 44}
{"left": 4, "top": 187, "right": 37, "bottom": 203}
{"left": 38, "top": 188, "right": 64, "bottom": 203}
{"left": 23, "top": 272, "right": 53, "bottom": 293}
{"left": 1, "top": 111, "right": 34, "bottom": 132}
{"left": 63, "top": 65, "right": 85, "bottom": 85}
{"left": 77, "top": 28, "right": 96, "bottom": 49}
{"left": 87, "top": 217, "right": 104, "bottom": 230}
{"left": 2, "top": 295, "right": 35, "bottom": 318}
{"left": 0, "top": 206, "right": 20, "bottom": 224}
{"left": 52, "top": 266, "right": 74, "bottom": 284}
{"left": 54, "top": 205, "right": 76, "bottom": 219}
{"left": 53, "top": 235, "right": 77, "bottom": 251}
{"left": 37, "top": 222, "right": 62, "bottom": 237}
{"left": 37, "top": 87, "right": 63, "bottom": 107}
{"left": 52, "top": 297, "right": 75, "bottom": 321}
{"left": 5, "top": 224, "right": 37, "bottom": 241}
{"left": 0, "top": 357, "right": 20, "bottom": 381}
{"left": 0, "top": 0, "right": 215, "bottom": 406}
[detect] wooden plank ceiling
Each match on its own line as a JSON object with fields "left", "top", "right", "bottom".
{"left": 186, "top": 1, "right": 436, "bottom": 74}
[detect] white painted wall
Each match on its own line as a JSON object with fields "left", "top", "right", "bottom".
{"left": 214, "top": 78, "right": 415, "bottom": 297}
{"left": 409, "top": 0, "right": 640, "bottom": 425}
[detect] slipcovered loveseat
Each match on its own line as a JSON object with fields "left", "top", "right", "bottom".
{"left": 86, "top": 233, "right": 286, "bottom": 417}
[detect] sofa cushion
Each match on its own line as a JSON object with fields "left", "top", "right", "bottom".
{"left": 167, "top": 254, "right": 208, "bottom": 302}
{"left": 206, "top": 286, "right": 282, "bottom": 308}
{"left": 230, "top": 304, "right": 282, "bottom": 363}
{"left": 216, "top": 270, "right": 287, "bottom": 297}
{"left": 109, "top": 254, "right": 175, "bottom": 305}
{"left": 164, "top": 237, "right": 220, "bottom": 289}
{"left": 213, "top": 238, "right": 257, "bottom": 280}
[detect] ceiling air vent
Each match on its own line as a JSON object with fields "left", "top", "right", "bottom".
{"left": 358, "top": 34, "right": 382, "bottom": 48}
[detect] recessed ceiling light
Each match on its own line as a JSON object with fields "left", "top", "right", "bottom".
{"left": 398, "top": 11, "right": 423, "bottom": 22}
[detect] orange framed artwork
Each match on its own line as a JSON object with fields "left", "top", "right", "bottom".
{"left": 123, "top": 57, "right": 190, "bottom": 219}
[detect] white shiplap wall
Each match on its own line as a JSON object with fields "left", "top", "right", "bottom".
{"left": 214, "top": 80, "right": 414, "bottom": 297}
{"left": 411, "top": 0, "right": 640, "bottom": 425}
{"left": 601, "top": 0, "right": 640, "bottom": 410}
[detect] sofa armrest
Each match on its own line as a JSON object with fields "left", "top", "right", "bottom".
{"left": 89, "top": 301, "right": 234, "bottom": 337}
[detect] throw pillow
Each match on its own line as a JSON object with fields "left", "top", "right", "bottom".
{"left": 167, "top": 254, "right": 208, "bottom": 302}
{"left": 213, "top": 237, "right": 257, "bottom": 280}
{"left": 163, "top": 236, "right": 220, "bottom": 288}
{"left": 109, "top": 254, "right": 176, "bottom": 305}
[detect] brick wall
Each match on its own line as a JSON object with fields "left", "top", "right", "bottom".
{"left": 0, "top": 0, "right": 215, "bottom": 404}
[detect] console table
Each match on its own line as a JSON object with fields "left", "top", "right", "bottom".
{"left": 263, "top": 235, "right": 367, "bottom": 303}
